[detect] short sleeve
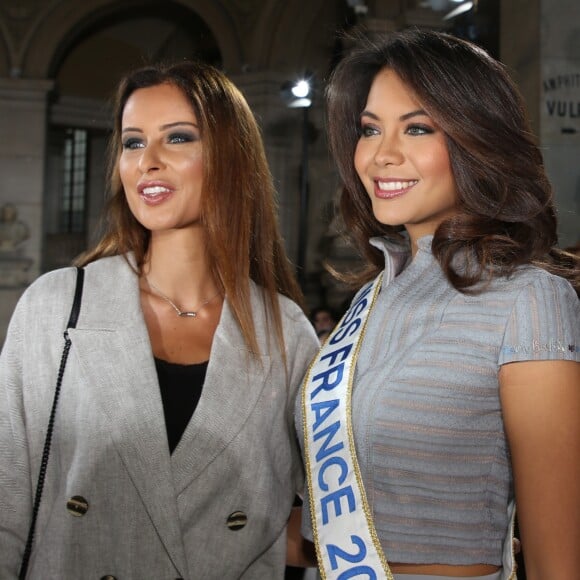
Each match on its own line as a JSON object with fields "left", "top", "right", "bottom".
{"left": 499, "top": 273, "right": 580, "bottom": 366}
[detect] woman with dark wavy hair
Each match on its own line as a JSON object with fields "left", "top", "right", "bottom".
{"left": 0, "top": 61, "right": 319, "bottom": 578}
{"left": 298, "top": 29, "right": 579, "bottom": 580}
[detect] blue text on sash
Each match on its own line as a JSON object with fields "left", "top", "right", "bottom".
{"left": 308, "top": 284, "right": 374, "bottom": 531}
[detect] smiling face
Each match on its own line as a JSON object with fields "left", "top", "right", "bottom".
{"left": 354, "top": 68, "right": 457, "bottom": 246}
{"left": 119, "top": 83, "right": 204, "bottom": 234}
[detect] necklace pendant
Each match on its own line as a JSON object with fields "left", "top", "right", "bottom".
{"left": 146, "top": 276, "right": 220, "bottom": 320}
{"left": 179, "top": 311, "right": 198, "bottom": 318}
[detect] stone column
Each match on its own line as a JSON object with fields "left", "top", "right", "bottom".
{"left": 539, "top": 0, "right": 580, "bottom": 249}
{"left": 502, "top": 0, "right": 580, "bottom": 249}
{"left": 0, "top": 77, "right": 53, "bottom": 345}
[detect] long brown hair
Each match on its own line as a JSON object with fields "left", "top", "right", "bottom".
{"left": 77, "top": 60, "right": 304, "bottom": 355}
{"left": 326, "top": 29, "right": 580, "bottom": 293}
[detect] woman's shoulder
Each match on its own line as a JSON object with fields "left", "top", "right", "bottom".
{"left": 7, "top": 266, "right": 81, "bottom": 332}
{"left": 35, "top": 253, "right": 128, "bottom": 284}
{"left": 21, "top": 265, "right": 79, "bottom": 301}
{"left": 497, "top": 266, "right": 579, "bottom": 363}
{"left": 20, "top": 255, "right": 134, "bottom": 311}
{"left": 474, "top": 267, "right": 579, "bottom": 329}
{"left": 248, "top": 280, "right": 318, "bottom": 341}
{"left": 248, "top": 280, "right": 305, "bottom": 320}
{"left": 278, "top": 291, "right": 311, "bottom": 323}
{"left": 497, "top": 264, "right": 578, "bottom": 300}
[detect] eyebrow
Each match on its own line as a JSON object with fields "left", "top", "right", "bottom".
{"left": 360, "top": 108, "right": 428, "bottom": 122}
{"left": 121, "top": 121, "right": 198, "bottom": 134}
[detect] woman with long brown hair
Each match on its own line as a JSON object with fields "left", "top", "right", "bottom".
{"left": 298, "top": 29, "right": 579, "bottom": 580}
{"left": 0, "top": 60, "right": 319, "bottom": 579}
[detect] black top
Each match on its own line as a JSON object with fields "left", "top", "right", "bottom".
{"left": 154, "top": 357, "right": 208, "bottom": 454}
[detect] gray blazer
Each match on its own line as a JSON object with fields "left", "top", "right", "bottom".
{"left": 0, "top": 255, "right": 319, "bottom": 579}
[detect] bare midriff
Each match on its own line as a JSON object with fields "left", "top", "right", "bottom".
{"left": 390, "top": 563, "right": 501, "bottom": 577}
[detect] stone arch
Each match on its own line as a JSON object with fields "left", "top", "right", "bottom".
{"left": 20, "top": 0, "right": 243, "bottom": 79}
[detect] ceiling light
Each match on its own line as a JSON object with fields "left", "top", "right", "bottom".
{"left": 291, "top": 80, "right": 311, "bottom": 99}
{"left": 443, "top": 0, "right": 473, "bottom": 19}
{"left": 281, "top": 79, "right": 313, "bottom": 108}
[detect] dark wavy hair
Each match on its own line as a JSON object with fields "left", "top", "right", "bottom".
{"left": 326, "top": 28, "right": 579, "bottom": 293}
{"left": 77, "top": 60, "right": 304, "bottom": 356}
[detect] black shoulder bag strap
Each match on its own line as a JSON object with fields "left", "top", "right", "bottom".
{"left": 18, "top": 266, "right": 85, "bottom": 580}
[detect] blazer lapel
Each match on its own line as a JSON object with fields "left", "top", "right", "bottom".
{"left": 68, "top": 256, "right": 188, "bottom": 576}
{"left": 170, "top": 297, "right": 273, "bottom": 495}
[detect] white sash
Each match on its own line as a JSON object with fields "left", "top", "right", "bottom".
{"left": 302, "top": 274, "right": 393, "bottom": 580}
{"left": 302, "top": 272, "right": 517, "bottom": 580}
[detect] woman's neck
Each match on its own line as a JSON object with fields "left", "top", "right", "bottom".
{"left": 142, "top": 229, "right": 219, "bottom": 305}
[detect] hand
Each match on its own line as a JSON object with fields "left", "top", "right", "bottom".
{"left": 286, "top": 507, "right": 317, "bottom": 568}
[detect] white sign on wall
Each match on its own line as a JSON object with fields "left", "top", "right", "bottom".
{"left": 542, "top": 59, "right": 580, "bottom": 140}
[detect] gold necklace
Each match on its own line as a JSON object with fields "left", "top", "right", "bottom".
{"left": 146, "top": 277, "right": 221, "bottom": 318}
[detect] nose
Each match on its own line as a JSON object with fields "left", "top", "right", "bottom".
{"left": 137, "top": 143, "right": 164, "bottom": 174}
{"left": 373, "top": 133, "right": 404, "bottom": 167}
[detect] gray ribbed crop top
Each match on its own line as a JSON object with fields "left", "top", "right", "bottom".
{"left": 297, "top": 235, "right": 580, "bottom": 566}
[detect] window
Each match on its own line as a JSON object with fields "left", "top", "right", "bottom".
{"left": 59, "top": 128, "right": 88, "bottom": 233}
